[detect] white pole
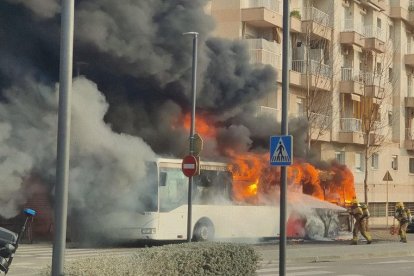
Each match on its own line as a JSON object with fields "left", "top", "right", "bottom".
{"left": 52, "top": 1, "right": 74, "bottom": 275}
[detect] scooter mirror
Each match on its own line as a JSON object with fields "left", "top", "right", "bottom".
{"left": 23, "top": 209, "right": 36, "bottom": 216}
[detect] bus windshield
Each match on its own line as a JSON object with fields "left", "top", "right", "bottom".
{"left": 158, "top": 162, "right": 233, "bottom": 212}
{"left": 159, "top": 167, "right": 188, "bottom": 212}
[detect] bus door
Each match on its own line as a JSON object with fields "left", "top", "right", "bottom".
{"left": 158, "top": 167, "right": 188, "bottom": 239}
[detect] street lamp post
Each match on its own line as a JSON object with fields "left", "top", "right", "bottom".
{"left": 183, "top": 32, "right": 199, "bottom": 242}
{"left": 52, "top": 0, "right": 74, "bottom": 275}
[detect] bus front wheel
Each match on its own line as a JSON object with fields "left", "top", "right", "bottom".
{"left": 193, "top": 219, "right": 214, "bottom": 242}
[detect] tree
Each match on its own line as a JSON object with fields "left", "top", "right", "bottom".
{"left": 359, "top": 34, "right": 396, "bottom": 205}
{"left": 292, "top": 3, "right": 341, "bottom": 156}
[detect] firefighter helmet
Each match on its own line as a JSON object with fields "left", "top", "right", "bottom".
{"left": 351, "top": 199, "right": 359, "bottom": 206}
{"left": 396, "top": 202, "right": 404, "bottom": 208}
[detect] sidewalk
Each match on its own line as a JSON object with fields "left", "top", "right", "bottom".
{"left": 256, "top": 228, "right": 414, "bottom": 264}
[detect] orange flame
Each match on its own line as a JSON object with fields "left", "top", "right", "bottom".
{"left": 183, "top": 113, "right": 216, "bottom": 138}
{"left": 227, "top": 151, "right": 356, "bottom": 206}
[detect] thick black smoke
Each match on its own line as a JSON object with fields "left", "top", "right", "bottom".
{"left": 0, "top": 0, "right": 307, "bottom": 239}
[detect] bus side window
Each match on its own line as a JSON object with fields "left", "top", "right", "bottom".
{"left": 160, "top": 171, "right": 167, "bottom": 186}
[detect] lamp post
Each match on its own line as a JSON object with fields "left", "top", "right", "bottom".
{"left": 183, "top": 32, "right": 198, "bottom": 242}
{"left": 52, "top": 0, "right": 74, "bottom": 275}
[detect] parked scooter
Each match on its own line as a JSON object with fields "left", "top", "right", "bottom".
{"left": 0, "top": 208, "right": 36, "bottom": 274}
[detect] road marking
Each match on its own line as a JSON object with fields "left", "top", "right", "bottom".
{"left": 257, "top": 265, "right": 333, "bottom": 275}
{"left": 287, "top": 271, "right": 332, "bottom": 276}
{"left": 367, "top": 259, "right": 414, "bottom": 264}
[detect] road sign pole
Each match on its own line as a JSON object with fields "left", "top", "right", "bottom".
{"left": 386, "top": 179, "right": 389, "bottom": 227}
{"left": 184, "top": 32, "right": 199, "bottom": 242}
{"left": 280, "top": 0, "right": 290, "bottom": 275}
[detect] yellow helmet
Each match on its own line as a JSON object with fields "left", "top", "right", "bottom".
{"left": 351, "top": 199, "right": 359, "bottom": 206}
{"left": 396, "top": 202, "right": 404, "bottom": 208}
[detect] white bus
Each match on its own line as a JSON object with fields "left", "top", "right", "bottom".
{"left": 105, "top": 158, "right": 282, "bottom": 242}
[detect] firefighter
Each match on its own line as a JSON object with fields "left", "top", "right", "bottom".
{"left": 349, "top": 199, "right": 372, "bottom": 245}
{"left": 394, "top": 202, "right": 412, "bottom": 243}
{"left": 360, "top": 202, "right": 370, "bottom": 231}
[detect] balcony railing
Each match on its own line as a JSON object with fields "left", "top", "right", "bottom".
{"left": 291, "top": 60, "right": 331, "bottom": 77}
{"left": 256, "top": 106, "right": 278, "bottom": 119}
{"left": 246, "top": 39, "right": 282, "bottom": 69}
{"left": 342, "top": 18, "right": 363, "bottom": 34}
{"left": 245, "top": 38, "right": 281, "bottom": 53}
{"left": 406, "top": 128, "right": 414, "bottom": 140}
{"left": 341, "top": 68, "right": 381, "bottom": 86}
{"left": 302, "top": 6, "right": 331, "bottom": 27}
{"left": 241, "top": 0, "right": 281, "bottom": 13}
{"left": 362, "top": 25, "right": 385, "bottom": 41}
{"left": 340, "top": 118, "right": 363, "bottom": 132}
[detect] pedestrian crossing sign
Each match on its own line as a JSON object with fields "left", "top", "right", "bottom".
{"left": 270, "top": 135, "right": 293, "bottom": 166}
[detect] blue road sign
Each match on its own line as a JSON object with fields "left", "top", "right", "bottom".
{"left": 270, "top": 135, "right": 293, "bottom": 166}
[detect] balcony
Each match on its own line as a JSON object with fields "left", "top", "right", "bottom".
{"left": 256, "top": 105, "right": 279, "bottom": 121}
{"left": 362, "top": 25, "right": 385, "bottom": 53}
{"left": 301, "top": 7, "right": 332, "bottom": 40}
{"left": 360, "top": 72, "right": 384, "bottom": 99}
{"left": 241, "top": 0, "right": 282, "bottom": 27}
{"left": 340, "top": 19, "right": 365, "bottom": 48}
{"left": 340, "top": 68, "right": 365, "bottom": 96}
{"left": 291, "top": 60, "right": 332, "bottom": 91}
{"left": 246, "top": 39, "right": 282, "bottom": 72}
{"left": 405, "top": 52, "right": 414, "bottom": 67}
{"left": 405, "top": 128, "right": 414, "bottom": 150}
{"left": 389, "top": 0, "right": 414, "bottom": 27}
{"left": 360, "top": 0, "right": 386, "bottom": 11}
{"left": 340, "top": 69, "right": 383, "bottom": 98}
{"left": 405, "top": 96, "right": 414, "bottom": 107}
{"left": 338, "top": 118, "right": 364, "bottom": 144}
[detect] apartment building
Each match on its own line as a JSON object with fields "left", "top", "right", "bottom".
{"left": 207, "top": 0, "right": 414, "bottom": 222}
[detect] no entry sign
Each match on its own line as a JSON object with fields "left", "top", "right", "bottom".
{"left": 182, "top": 155, "right": 198, "bottom": 177}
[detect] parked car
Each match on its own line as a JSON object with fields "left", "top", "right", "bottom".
{"left": 407, "top": 220, "right": 414, "bottom": 233}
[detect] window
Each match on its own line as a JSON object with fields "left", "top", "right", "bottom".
{"left": 335, "top": 151, "right": 345, "bottom": 165}
{"left": 388, "top": 68, "right": 393, "bottom": 83}
{"left": 410, "top": 158, "right": 414, "bottom": 174}
{"left": 376, "top": 62, "right": 382, "bottom": 75}
{"left": 388, "top": 111, "right": 393, "bottom": 126}
{"left": 371, "top": 153, "right": 379, "bottom": 170}
{"left": 355, "top": 152, "right": 364, "bottom": 172}
{"left": 377, "top": 18, "right": 382, "bottom": 30}
{"left": 296, "top": 97, "right": 304, "bottom": 116}
{"left": 392, "top": 155, "right": 398, "bottom": 170}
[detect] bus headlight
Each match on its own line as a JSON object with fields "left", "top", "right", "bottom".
{"left": 141, "top": 228, "right": 156, "bottom": 234}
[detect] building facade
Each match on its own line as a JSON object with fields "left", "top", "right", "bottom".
{"left": 207, "top": 0, "right": 414, "bottom": 222}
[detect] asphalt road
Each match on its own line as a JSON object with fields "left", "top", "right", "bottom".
{"left": 6, "top": 229, "right": 414, "bottom": 275}
{"left": 257, "top": 256, "right": 414, "bottom": 276}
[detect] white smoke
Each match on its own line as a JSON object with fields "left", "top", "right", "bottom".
{"left": 0, "top": 76, "right": 155, "bottom": 220}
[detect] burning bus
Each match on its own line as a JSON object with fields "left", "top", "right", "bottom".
{"left": 66, "top": 157, "right": 348, "bottom": 243}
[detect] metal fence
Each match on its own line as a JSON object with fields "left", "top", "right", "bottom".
{"left": 302, "top": 6, "right": 330, "bottom": 27}
{"left": 291, "top": 60, "right": 331, "bottom": 77}
{"left": 241, "top": 0, "right": 281, "bottom": 12}
{"left": 340, "top": 118, "right": 362, "bottom": 132}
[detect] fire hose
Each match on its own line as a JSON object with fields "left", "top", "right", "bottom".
{"left": 389, "top": 218, "right": 397, "bottom": 235}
